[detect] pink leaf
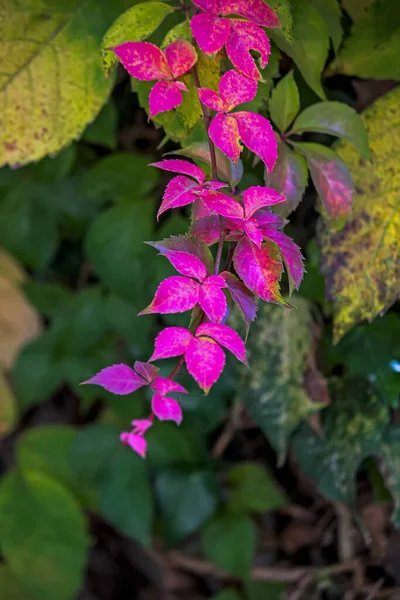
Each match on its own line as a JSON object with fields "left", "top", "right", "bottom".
{"left": 120, "top": 432, "right": 147, "bottom": 458}
{"left": 185, "top": 336, "right": 225, "bottom": 393}
{"left": 82, "top": 364, "right": 147, "bottom": 395}
{"left": 149, "top": 80, "right": 184, "bottom": 117}
{"left": 220, "top": 271, "right": 257, "bottom": 326}
{"left": 222, "top": 0, "right": 280, "bottom": 27}
{"left": 254, "top": 209, "right": 286, "bottom": 229}
{"left": 112, "top": 42, "right": 170, "bottom": 81}
{"left": 204, "top": 275, "right": 227, "bottom": 288}
{"left": 243, "top": 186, "right": 285, "bottom": 219}
{"left": 196, "top": 322, "right": 248, "bottom": 365}
{"left": 150, "top": 327, "right": 193, "bottom": 361}
{"left": 219, "top": 69, "right": 258, "bottom": 110}
{"left": 199, "top": 279, "right": 228, "bottom": 323}
{"left": 192, "top": 198, "right": 213, "bottom": 220}
{"left": 209, "top": 114, "right": 242, "bottom": 163}
{"left": 192, "top": 0, "right": 221, "bottom": 13}
{"left": 190, "top": 12, "right": 230, "bottom": 55}
{"left": 161, "top": 250, "right": 208, "bottom": 281}
{"left": 147, "top": 235, "right": 214, "bottom": 274}
{"left": 244, "top": 220, "right": 263, "bottom": 247}
{"left": 151, "top": 159, "right": 204, "bottom": 184}
{"left": 152, "top": 393, "right": 183, "bottom": 425}
{"left": 197, "top": 88, "right": 225, "bottom": 113}
{"left": 131, "top": 419, "right": 153, "bottom": 434}
{"left": 158, "top": 175, "right": 198, "bottom": 218}
{"left": 226, "top": 20, "right": 270, "bottom": 80}
{"left": 139, "top": 276, "right": 199, "bottom": 315}
{"left": 133, "top": 361, "right": 159, "bottom": 383}
{"left": 201, "top": 189, "right": 244, "bottom": 219}
{"left": 190, "top": 215, "right": 221, "bottom": 245}
{"left": 234, "top": 111, "right": 277, "bottom": 172}
{"left": 165, "top": 39, "right": 197, "bottom": 78}
{"left": 151, "top": 377, "right": 188, "bottom": 395}
{"left": 264, "top": 229, "right": 305, "bottom": 293}
{"left": 233, "top": 236, "right": 285, "bottom": 304}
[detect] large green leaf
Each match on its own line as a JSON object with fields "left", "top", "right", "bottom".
{"left": 318, "top": 87, "right": 400, "bottom": 342}
{"left": 269, "top": 71, "right": 300, "bottom": 133}
{"left": 0, "top": 0, "right": 129, "bottom": 167}
{"left": 292, "top": 378, "right": 389, "bottom": 504}
{"left": 238, "top": 298, "right": 323, "bottom": 463}
{"left": 0, "top": 470, "right": 88, "bottom": 600}
{"left": 309, "top": 0, "right": 343, "bottom": 54}
{"left": 0, "top": 565, "right": 28, "bottom": 600}
{"left": 227, "top": 462, "right": 287, "bottom": 514}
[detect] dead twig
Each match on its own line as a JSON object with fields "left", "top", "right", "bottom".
{"left": 212, "top": 400, "right": 243, "bottom": 458}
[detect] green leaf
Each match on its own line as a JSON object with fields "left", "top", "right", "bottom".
{"left": 162, "top": 21, "right": 191, "bottom": 47}
{"left": 292, "top": 378, "right": 389, "bottom": 504}
{"left": 271, "top": 0, "right": 329, "bottom": 99}
{"left": 292, "top": 102, "right": 371, "bottom": 159}
{"left": 238, "top": 298, "right": 323, "bottom": 463}
{"left": 227, "top": 462, "right": 287, "bottom": 514}
{"left": 318, "top": 87, "right": 400, "bottom": 342}
{"left": 201, "top": 513, "right": 256, "bottom": 578}
{"left": 146, "top": 423, "right": 207, "bottom": 469}
{"left": 381, "top": 425, "right": 400, "bottom": 527}
{"left": 0, "top": 470, "right": 88, "bottom": 600}
{"left": 294, "top": 141, "right": 354, "bottom": 223}
{"left": 244, "top": 580, "right": 286, "bottom": 600}
{"left": 0, "top": 371, "right": 17, "bottom": 436}
{"left": 0, "top": 565, "right": 29, "bottom": 600}
{"left": 342, "top": 0, "right": 375, "bottom": 21}
{"left": 22, "top": 282, "right": 71, "bottom": 320}
{"left": 269, "top": 71, "right": 300, "bottom": 133}
{"left": 82, "top": 101, "right": 118, "bottom": 149}
{"left": 23, "top": 145, "right": 77, "bottom": 183}
{"left": 269, "top": 143, "right": 308, "bottom": 216}
{"left": 0, "top": 0, "right": 127, "bottom": 167}
{"left": 212, "top": 590, "right": 242, "bottom": 600}
{"left": 309, "top": 0, "right": 343, "bottom": 54}
{"left": 102, "top": 2, "right": 174, "bottom": 75}
{"left": 155, "top": 469, "right": 220, "bottom": 542}
{"left": 267, "top": 0, "right": 293, "bottom": 42}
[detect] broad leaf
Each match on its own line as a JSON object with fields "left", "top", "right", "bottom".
{"left": 309, "top": 0, "right": 343, "bottom": 54}
{"left": 292, "top": 378, "right": 389, "bottom": 504}
{"left": 82, "top": 101, "right": 118, "bottom": 149}
{"left": 270, "top": 143, "right": 308, "bottom": 217}
{"left": 0, "top": 565, "right": 27, "bottom": 600}
{"left": 269, "top": 71, "right": 300, "bottom": 133}
{"left": 341, "top": 0, "right": 375, "bottom": 21}
{"left": 318, "top": 87, "right": 400, "bottom": 342}
{"left": 292, "top": 102, "right": 370, "bottom": 159}
{"left": 227, "top": 462, "right": 287, "bottom": 513}
{"left": 245, "top": 580, "right": 286, "bottom": 600}
{"left": 238, "top": 297, "right": 322, "bottom": 463}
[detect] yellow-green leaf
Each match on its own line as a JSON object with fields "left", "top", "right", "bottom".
{"left": 0, "top": 371, "right": 17, "bottom": 436}
{"left": 318, "top": 87, "right": 400, "bottom": 343}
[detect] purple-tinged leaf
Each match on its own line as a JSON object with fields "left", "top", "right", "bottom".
{"left": 197, "top": 88, "right": 225, "bottom": 113}
{"left": 222, "top": 0, "right": 280, "bottom": 27}
{"left": 150, "top": 327, "right": 193, "bottom": 361}
{"left": 233, "top": 236, "right": 286, "bottom": 304}
{"left": 82, "top": 364, "right": 147, "bottom": 395}
{"left": 244, "top": 220, "right": 263, "bottom": 247}
{"left": 152, "top": 393, "right": 183, "bottom": 425}
{"left": 190, "top": 12, "right": 230, "bottom": 55}
{"left": 270, "top": 143, "right": 309, "bottom": 217}
{"left": 234, "top": 111, "right": 278, "bottom": 172}
{"left": 133, "top": 361, "right": 159, "bottom": 383}
{"left": 196, "top": 322, "right": 248, "bottom": 365}
{"left": 139, "top": 276, "right": 199, "bottom": 315}
{"left": 219, "top": 69, "right": 258, "bottom": 110}
{"left": 220, "top": 271, "right": 257, "bottom": 327}
{"left": 226, "top": 20, "right": 270, "bottom": 80}
{"left": 112, "top": 42, "right": 170, "bottom": 81}
{"left": 185, "top": 336, "right": 225, "bottom": 393}
{"left": 151, "top": 377, "right": 188, "bottom": 395}
{"left": 151, "top": 159, "right": 204, "bottom": 184}
{"left": 147, "top": 235, "right": 214, "bottom": 274}
{"left": 199, "top": 279, "right": 228, "bottom": 323}
{"left": 165, "top": 39, "right": 198, "bottom": 78}
{"left": 158, "top": 175, "right": 198, "bottom": 219}
{"left": 255, "top": 209, "right": 286, "bottom": 229}
{"left": 190, "top": 215, "right": 221, "bottom": 245}
{"left": 131, "top": 419, "right": 153, "bottom": 434}
{"left": 149, "top": 80, "right": 184, "bottom": 117}
{"left": 192, "top": 198, "right": 213, "bottom": 220}
{"left": 204, "top": 275, "right": 227, "bottom": 288}
{"left": 243, "top": 186, "right": 285, "bottom": 219}
{"left": 202, "top": 190, "right": 244, "bottom": 219}
{"left": 294, "top": 142, "right": 354, "bottom": 222}
{"left": 120, "top": 431, "right": 147, "bottom": 458}
{"left": 209, "top": 114, "right": 242, "bottom": 164}
{"left": 162, "top": 250, "right": 207, "bottom": 281}
{"left": 264, "top": 230, "right": 305, "bottom": 294}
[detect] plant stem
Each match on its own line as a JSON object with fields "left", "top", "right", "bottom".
{"left": 191, "top": 65, "right": 218, "bottom": 181}
{"left": 169, "top": 355, "right": 185, "bottom": 379}
{"left": 214, "top": 227, "right": 226, "bottom": 274}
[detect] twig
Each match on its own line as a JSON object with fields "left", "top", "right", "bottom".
{"left": 365, "top": 579, "right": 385, "bottom": 600}
{"left": 335, "top": 502, "right": 355, "bottom": 562}
{"left": 212, "top": 400, "right": 242, "bottom": 458}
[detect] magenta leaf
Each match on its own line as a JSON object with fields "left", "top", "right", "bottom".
{"left": 112, "top": 42, "right": 170, "bottom": 81}
{"left": 192, "top": 0, "right": 220, "bottom": 13}
{"left": 190, "top": 12, "right": 230, "bottom": 55}
{"left": 219, "top": 69, "right": 258, "bottom": 110}
{"left": 158, "top": 175, "right": 198, "bottom": 218}
{"left": 196, "top": 322, "right": 248, "bottom": 365}
{"left": 198, "top": 279, "right": 228, "bottom": 323}
{"left": 244, "top": 220, "right": 263, "bottom": 247}
{"left": 151, "top": 377, "right": 188, "bottom": 395}
{"left": 233, "top": 236, "right": 286, "bottom": 304}
{"left": 147, "top": 235, "right": 215, "bottom": 275}
{"left": 209, "top": 114, "right": 242, "bottom": 163}
{"left": 161, "top": 250, "right": 208, "bottom": 281}
{"left": 197, "top": 88, "right": 225, "bottom": 112}
{"left": 220, "top": 271, "right": 257, "bottom": 327}
{"left": 264, "top": 229, "right": 305, "bottom": 293}
{"left": 226, "top": 20, "right": 270, "bottom": 80}
{"left": 270, "top": 143, "right": 309, "bottom": 217}
{"left": 164, "top": 39, "right": 197, "bottom": 78}
{"left": 190, "top": 215, "right": 221, "bottom": 246}
{"left": 234, "top": 112, "right": 277, "bottom": 173}
{"left": 243, "top": 186, "right": 285, "bottom": 219}
{"left": 120, "top": 431, "right": 147, "bottom": 458}
{"left": 152, "top": 393, "right": 183, "bottom": 425}
{"left": 133, "top": 361, "right": 159, "bottom": 383}
{"left": 185, "top": 336, "right": 226, "bottom": 393}
{"left": 192, "top": 198, "right": 213, "bottom": 220}
{"left": 149, "top": 80, "right": 184, "bottom": 117}
{"left": 201, "top": 189, "right": 244, "bottom": 219}
{"left": 150, "top": 327, "right": 193, "bottom": 361}
{"left": 82, "top": 364, "right": 147, "bottom": 395}
{"left": 131, "top": 419, "right": 153, "bottom": 434}
{"left": 151, "top": 159, "right": 204, "bottom": 184}
{"left": 139, "top": 276, "right": 199, "bottom": 315}
{"left": 223, "top": 0, "right": 280, "bottom": 27}
{"left": 255, "top": 209, "right": 286, "bottom": 229}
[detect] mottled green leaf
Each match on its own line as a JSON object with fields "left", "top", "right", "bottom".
{"left": 102, "top": 2, "right": 174, "bottom": 75}
{"left": 201, "top": 513, "right": 256, "bottom": 578}
{"left": 318, "top": 87, "right": 400, "bottom": 342}
{"left": 309, "top": 0, "right": 343, "bottom": 53}
{"left": 239, "top": 298, "right": 322, "bottom": 463}
{"left": 269, "top": 143, "right": 308, "bottom": 216}
{"left": 227, "top": 462, "right": 287, "bottom": 514}
{"left": 292, "top": 102, "right": 370, "bottom": 159}
{"left": 381, "top": 425, "right": 400, "bottom": 527}
{"left": 0, "top": 371, "right": 17, "bottom": 436}
{"left": 292, "top": 378, "right": 389, "bottom": 504}
{"left": 269, "top": 71, "right": 300, "bottom": 133}
{"left": 267, "top": 0, "right": 293, "bottom": 41}
{"left": 162, "top": 21, "right": 191, "bottom": 47}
